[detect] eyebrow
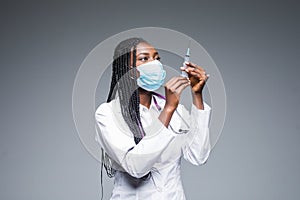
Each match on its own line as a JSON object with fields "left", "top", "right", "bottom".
{"left": 137, "top": 52, "right": 159, "bottom": 56}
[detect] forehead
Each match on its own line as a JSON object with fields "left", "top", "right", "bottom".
{"left": 135, "top": 42, "right": 157, "bottom": 54}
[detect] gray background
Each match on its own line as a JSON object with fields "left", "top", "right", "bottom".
{"left": 0, "top": 0, "right": 299, "bottom": 199}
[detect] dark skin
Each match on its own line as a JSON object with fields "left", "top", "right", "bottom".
{"left": 132, "top": 42, "right": 209, "bottom": 127}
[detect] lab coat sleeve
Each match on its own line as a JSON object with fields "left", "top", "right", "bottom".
{"left": 94, "top": 102, "right": 176, "bottom": 178}
{"left": 182, "top": 103, "right": 211, "bottom": 165}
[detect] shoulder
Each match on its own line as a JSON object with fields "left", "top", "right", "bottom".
{"left": 95, "top": 99, "right": 132, "bottom": 137}
{"left": 95, "top": 100, "right": 116, "bottom": 118}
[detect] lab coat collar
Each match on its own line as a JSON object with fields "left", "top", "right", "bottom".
{"left": 113, "top": 93, "right": 161, "bottom": 113}
{"left": 139, "top": 95, "right": 160, "bottom": 113}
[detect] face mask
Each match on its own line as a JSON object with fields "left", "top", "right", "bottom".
{"left": 136, "top": 60, "right": 166, "bottom": 91}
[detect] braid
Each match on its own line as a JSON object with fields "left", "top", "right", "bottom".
{"left": 103, "top": 37, "right": 149, "bottom": 177}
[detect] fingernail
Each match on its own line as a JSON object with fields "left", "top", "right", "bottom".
{"left": 184, "top": 61, "right": 189, "bottom": 65}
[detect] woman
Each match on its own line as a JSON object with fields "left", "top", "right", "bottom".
{"left": 95, "top": 37, "right": 211, "bottom": 200}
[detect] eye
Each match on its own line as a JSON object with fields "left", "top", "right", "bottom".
{"left": 155, "top": 56, "right": 161, "bottom": 61}
{"left": 138, "top": 57, "right": 148, "bottom": 62}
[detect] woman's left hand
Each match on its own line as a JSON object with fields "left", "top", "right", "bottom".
{"left": 180, "top": 62, "right": 209, "bottom": 93}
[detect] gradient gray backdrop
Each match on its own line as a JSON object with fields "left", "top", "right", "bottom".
{"left": 0, "top": 0, "right": 299, "bottom": 199}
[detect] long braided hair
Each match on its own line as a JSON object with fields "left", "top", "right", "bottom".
{"left": 102, "top": 37, "right": 148, "bottom": 178}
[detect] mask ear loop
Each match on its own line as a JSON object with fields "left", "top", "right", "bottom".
{"left": 129, "top": 67, "right": 138, "bottom": 80}
{"left": 129, "top": 70, "right": 134, "bottom": 79}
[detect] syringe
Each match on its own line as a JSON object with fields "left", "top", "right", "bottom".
{"left": 181, "top": 41, "right": 191, "bottom": 78}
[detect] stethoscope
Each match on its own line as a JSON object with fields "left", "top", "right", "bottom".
{"left": 152, "top": 92, "right": 190, "bottom": 134}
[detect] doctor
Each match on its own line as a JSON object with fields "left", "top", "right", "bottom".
{"left": 95, "top": 37, "right": 211, "bottom": 200}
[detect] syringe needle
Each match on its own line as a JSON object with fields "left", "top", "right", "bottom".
{"left": 181, "top": 40, "right": 191, "bottom": 77}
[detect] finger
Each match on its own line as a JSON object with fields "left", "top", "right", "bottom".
{"left": 166, "top": 76, "right": 187, "bottom": 85}
{"left": 175, "top": 81, "right": 190, "bottom": 95}
{"left": 184, "top": 66, "right": 208, "bottom": 79}
{"left": 172, "top": 78, "right": 190, "bottom": 90}
{"left": 165, "top": 77, "right": 179, "bottom": 88}
{"left": 188, "top": 71, "right": 200, "bottom": 78}
{"left": 165, "top": 76, "right": 189, "bottom": 88}
{"left": 184, "top": 62, "right": 206, "bottom": 72}
{"left": 184, "top": 68, "right": 201, "bottom": 78}
{"left": 188, "top": 71, "right": 209, "bottom": 81}
{"left": 184, "top": 66, "right": 205, "bottom": 74}
{"left": 184, "top": 61, "right": 199, "bottom": 68}
{"left": 168, "top": 78, "right": 190, "bottom": 92}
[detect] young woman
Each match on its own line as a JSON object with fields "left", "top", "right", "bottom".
{"left": 95, "top": 37, "right": 211, "bottom": 200}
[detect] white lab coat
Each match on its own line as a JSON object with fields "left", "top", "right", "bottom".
{"left": 95, "top": 94, "right": 211, "bottom": 200}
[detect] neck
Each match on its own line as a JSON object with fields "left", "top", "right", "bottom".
{"left": 139, "top": 88, "right": 152, "bottom": 109}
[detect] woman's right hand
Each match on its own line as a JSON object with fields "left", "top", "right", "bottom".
{"left": 164, "top": 76, "right": 191, "bottom": 111}
{"left": 158, "top": 76, "right": 190, "bottom": 127}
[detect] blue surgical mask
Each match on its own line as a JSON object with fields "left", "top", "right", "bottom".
{"left": 136, "top": 60, "right": 166, "bottom": 91}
